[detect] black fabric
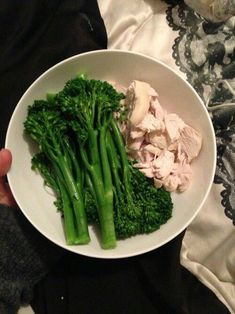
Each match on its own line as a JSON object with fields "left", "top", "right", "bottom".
{"left": 31, "top": 232, "right": 230, "bottom": 314}
{"left": 0, "top": 1, "right": 230, "bottom": 314}
{"left": 0, "top": 205, "right": 63, "bottom": 313}
{"left": 0, "top": 0, "right": 107, "bottom": 148}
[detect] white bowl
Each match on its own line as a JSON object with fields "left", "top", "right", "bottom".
{"left": 5, "top": 50, "right": 216, "bottom": 258}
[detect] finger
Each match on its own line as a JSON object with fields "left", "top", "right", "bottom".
{"left": 0, "top": 149, "right": 12, "bottom": 177}
{"left": 0, "top": 177, "right": 17, "bottom": 207}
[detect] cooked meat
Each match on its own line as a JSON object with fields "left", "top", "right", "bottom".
{"left": 123, "top": 80, "right": 202, "bottom": 192}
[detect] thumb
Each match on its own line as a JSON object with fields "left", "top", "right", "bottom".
{"left": 0, "top": 149, "right": 16, "bottom": 207}
{"left": 0, "top": 177, "right": 17, "bottom": 207}
{"left": 0, "top": 149, "right": 12, "bottom": 177}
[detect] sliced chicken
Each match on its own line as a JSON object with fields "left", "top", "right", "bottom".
{"left": 122, "top": 80, "right": 202, "bottom": 193}
{"left": 165, "top": 113, "right": 185, "bottom": 143}
{"left": 136, "top": 112, "right": 165, "bottom": 133}
{"left": 150, "top": 97, "right": 165, "bottom": 121}
{"left": 152, "top": 150, "right": 175, "bottom": 178}
{"left": 129, "top": 126, "right": 145, "bottom": 139}
{"left": 126, "top": 80, "right": 152, "bottom": 126}
{"left": 146, "top": 132, "right": 168, "bottom": 150}
{"left": 179, "top": 125, "right": 202, "bottom": 162}
{"left": 143, "top": 144, "right": 162, "bottom": 157}
{"left": 154, "top": 172, "right": 181, "bottom": 191}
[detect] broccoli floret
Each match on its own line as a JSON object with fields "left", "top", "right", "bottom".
{"left": 24, "top": 102, "right": 90, "bottom": 245}
{"left": 107, "top": 118, "right": 173, "bottom": 239}
{"left": 130, "top": 167, "right": 172, "bottom": 234}
{"left": 53, "top": 75, "right": 125, "bottom": 249}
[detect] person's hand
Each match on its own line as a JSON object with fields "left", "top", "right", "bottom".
{"left": 0, "top": 149, "right": 16, "bottom": 207}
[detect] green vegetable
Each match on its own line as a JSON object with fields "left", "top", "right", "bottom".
{"left": 106, "top": 119, "right": 172, "bottom": 239}
{"left": 24, "top": 101, "right": 90, "bottom": 245}
{"left": 24, "top": 74, "right": 173, "bottom": 249}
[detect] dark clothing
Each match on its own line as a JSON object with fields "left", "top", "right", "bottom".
{"left": 31, "top": 233, "right": 230, "bottom": 314}
{"left": 0, "top": 0, "right": 107, "bottom": 148}
{"left": 0, "top": 203, "right": 229, "bottom": 314}
{"left": 0, "top": 205, "right": 63, "bottom": 313}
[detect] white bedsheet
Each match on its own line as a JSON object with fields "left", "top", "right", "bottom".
{"left": 98, "top": 0, "right": 180, "bottom": 74}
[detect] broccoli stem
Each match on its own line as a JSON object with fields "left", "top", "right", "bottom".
{"left": 99, "top": 126, "right": 116, "bottom": 249}
{"left": 32, "top": 154, "right": 78, "bottom": 245}
{"left": 56, "top": 178, "right": 78, "bottom": 245}
{"left": 44, "top": 128, "right": 90, "bottom": 244}
{"left": 85, "top": 172, "right": 97, "bottom": 203}
{"left": 106, "top": 130, "right": 122, "bottom": 197}
{"left": 57, "top": 154, "right": 90, "bottom": 244}
{"left": 87, "top": 126, "right": 102, "bottom": 179}
{"left": 109, "top": 119, "right": 140, "bottom": 220}
{"left": 81, "top": 125, "right": 116, "bottom": 249}
{"left": 110, "top": 119, "right": 130, "bottom": 188}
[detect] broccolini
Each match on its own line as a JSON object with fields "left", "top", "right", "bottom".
{"left": 24, "top": 74, "right": 173, "bottom": 249}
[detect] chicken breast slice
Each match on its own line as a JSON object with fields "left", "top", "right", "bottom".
{"left": 123, "top": 79, "right": 202, "bottom": 193}
{"left": 126, "top": 80, "right": 153, "bottom": 126}
{"left": 179, "top": 125, "right": 202, "bottom": 162}
{"left": 165, "top": 113, "right": 186, "bottom": 143}
{"left": 146, "top": 131, "right": 169, "bottom": 150}
{"left": 152, "top": 150, "right": 175, "bottom": 178}
{"left": 136, "top": 112, "right": 165, "bottom": 133}
{"left": 150, "top": 97, "right": 165, "bottom": 121}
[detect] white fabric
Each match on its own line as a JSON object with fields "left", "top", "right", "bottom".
{"left": 181, "top": 183, "right": 235, "bottom": 313}
{"left": 98, "top": 0, "right": 180, "bottom": 75}
{"left": 18, "top": 306, "right": 34, "bottom": 314}
{"left": 98, "top": 0, "right": 235, "bottom": 313}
